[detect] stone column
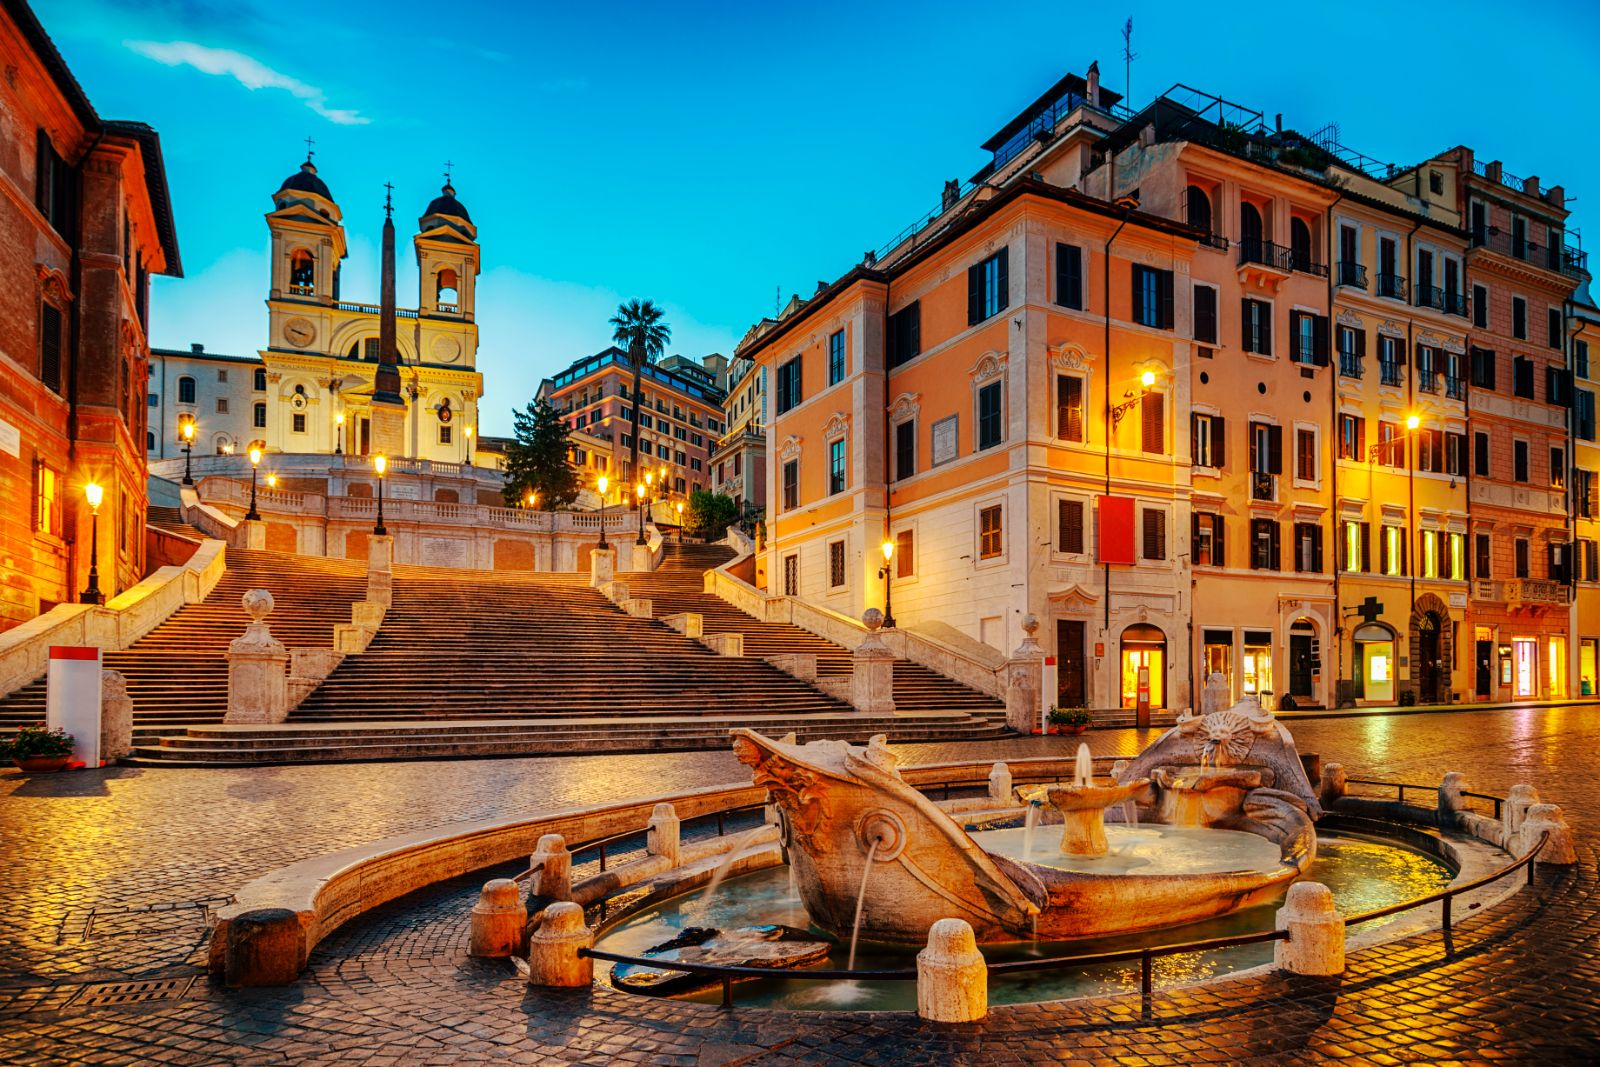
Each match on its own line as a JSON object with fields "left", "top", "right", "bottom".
{"left": 100, "top": 669, "right": 133, "bottom": 762}
{"left": 987, "top": 762, "right": 1012, "bottom": 805}
{"left": 367, "top": 534, "right": 394, "bottom": 609}
{"left": 1004, "top": 614, "right": 1045, "bottom": 734}
{"left": 589, "top": 546, "right": 616, "bottom": 588}
{"left": 852, "top": 609, "right": 896, "bottom": 714}
{"left": 1273, "top": 881, "right": 1345, "bottom": 975}
{"left": 647, "top": 802, "right": 681, "bottom": 866}
{"left": 527, "top": 901, "right": 594, "bottom": 988}
{"left": 916, "top": 918, "right": 987, "bottom": 1022}
{"left": 226, "top": 590, "right": 288, "bottom": 724}
{"left": 469, "top": 879, "right": 526, "bottom": 957}
{"left": 529, "top": 833, "right": 573, "bottom": 901}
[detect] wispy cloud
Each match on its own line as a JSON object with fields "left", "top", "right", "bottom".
{"left": 125, "top": 39, "right": 370, "bottom": 125}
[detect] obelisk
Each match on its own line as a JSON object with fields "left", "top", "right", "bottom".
{"left": 369, "top": 182, "right": 408, "bottom": 456}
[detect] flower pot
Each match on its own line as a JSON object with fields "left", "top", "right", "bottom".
{"left": 1061, "top": 724, "right": 1088, "bottom": 735}
{"left": 13, "top": 756, "right": 70, "bottom": 774}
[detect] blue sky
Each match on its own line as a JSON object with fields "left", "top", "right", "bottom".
{"left": 44, "top": 0, "right": 1600, "bottom": 436}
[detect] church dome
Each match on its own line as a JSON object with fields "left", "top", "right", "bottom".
{"left": 423, "top": 183, "right": 471, "bottom": 222}
{"left": 278, "top": 160, "right": 332, "bottom": 200}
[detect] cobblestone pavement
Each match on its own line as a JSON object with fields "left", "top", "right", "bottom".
{"left": 2, "top": 709, "right": 1598, "bottom": 1064}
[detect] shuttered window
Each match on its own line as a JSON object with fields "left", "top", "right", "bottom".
{"left": 1057, "top": 375, "right": 1084, "bottom": 442}
{"left": 978, "top": 505, "right": 1003, "bottom": 559}
{"left": 1131, "top": 265, "right": 1174, "bottom": 329}
{"left": 1141, "top": 508, "right": 1166, "bottom": 560}
{"left": 977, "top": 381, "right": 1004, "bottom": 450}
{"left": 968, "top": 249, "right": 1009, "bottom": 325}
{"left": 39, "top": 302, "right": 63, "bottom": 392}
{"left": 1055, "top": 244, "right": 1083, "bottom": 310}
{"left": 1058, "top": 499, "right": 1085, "bottom": 554}
{"left": 894, "top": 420, "right": 916, "bottom": 481}
{"left": 1193, "top": 285, "right": 1217, "bottom": 344}
{"left": 1140, "top": 391, "right": 1164, "bottom": 454}
{"left": 888, "top": 302, "right": 921, "bottom": 367}
{"left": 1242, "top": 299, "right": 1272, "bottom": 355}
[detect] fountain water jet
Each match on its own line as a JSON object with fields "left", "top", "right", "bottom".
{"left": 1039, "top": 744, "right": 1152, "bottom": 858}
{"left": 846, "top": 837, "right": 882, "bottom": 970}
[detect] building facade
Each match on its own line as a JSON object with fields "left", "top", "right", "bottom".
{"left": 712, "top": 353, "right": 767, "bottom": 521}
{"left": 0, "top": 0, "right": 180, "bottom": 630}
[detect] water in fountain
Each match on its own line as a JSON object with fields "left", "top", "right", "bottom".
{"left": 1022, "top": 800, "right": 1041, "bottom": 861}
{"left": 846, "top": 838, "right": 881, "bottom": 970}
{"left": 702, "top": 827, "right": 768, "bottom": 902}
{"left": 1074, "top": 743, "right": 1094, "bottom": 786}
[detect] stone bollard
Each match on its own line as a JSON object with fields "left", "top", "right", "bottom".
{"left": 1273, "top": 881, "right": 1345, "bottom": 976}
{"left": 852, "top": 609, "right": 896, "bottom": 714}
{"left": 1438, "top": 771, "right": 1469, "bottom": 824}
{"left": 530, "top": 834, "right": 573, "bottom": 901}
{"left": 226, "top": 590, "right": 288, "bottom": 724}
{"left": 988, "top": 762, "right": 1012, "bottom": 804}
{"left": 1505, "top": 784, "right": 1541, "bottom": 839}
{"left": 469, "top": 879, "right": 527, "bottom": 957}
{"left": 1318, "top": 762, "right": 1347, "bottom": 811}
{"left": 1521, "top": 803, "right": 1578, "bottom": 865}
{"left": 526, "top": 901, "right": 593, "bottom": 987}
{"left": 916, "top": 918, "right": 987, "bottom": 1023}
{"left": 100, "top": 669, "right": 133, "bottom": 761}
{"left": 647, "top": 802, "right": 681, "bottom": 866}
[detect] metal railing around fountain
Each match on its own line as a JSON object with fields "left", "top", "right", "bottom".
{"left": 1344, "top": 777, "right": 1508, "bottom": 820}
{"left": 576, "top": 779, "right": 1554, "bottom": 1013}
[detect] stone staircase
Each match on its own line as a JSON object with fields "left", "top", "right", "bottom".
{"left": 0, "top": 549, "right": 366, "bottom": 741}
{"left": 147, "top": 504, "right": 204, "bottom": 541}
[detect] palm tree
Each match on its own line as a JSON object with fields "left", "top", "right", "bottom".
{"left": 609, "top": 298, "right": 672, "bottom": 482}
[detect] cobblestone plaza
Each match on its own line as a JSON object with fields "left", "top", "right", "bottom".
{"left": 2, "top": 709, "right": 1598, "bottom": 1065}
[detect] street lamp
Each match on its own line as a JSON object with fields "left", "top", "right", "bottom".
{"left": 525, "top": 490, "right": 537, "bottom": 509}
{"left": 675, "top": 500, "right": 684, "bottom": 543}
{"left": 373, "top": 454, "right": 388, "bottom": 535}
{"left": 335, "top": 411, "right": 345, "bottom": 455}
{"left": 80, "top": 482, "right": 104, "bottom": 604}
{"left": 245, "top": 447, "right": 262, "bottom": 521}
{"left": 266, "top": 474, "right": 278, "bottom": 489}
{"left": 465, "top": 426, "right": 474, "bottom": 467}
{"left": 637, "top": 472, "right": 653, "bottom": 545}
{"left": 878, "top": 537, "right": 897, "bottom": 628}
{"left": 596, "top": 475, "right": 610, "bottom": 549}
{"left": 180, "top": 419, "right": 196, "bottom": 485}
{"left": 1110, "top": 369, "right": 1160, "bottom": 431}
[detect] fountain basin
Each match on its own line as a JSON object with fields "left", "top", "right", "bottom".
{"left": 1152, "top": 765, "right": 1268, "bottom": 826}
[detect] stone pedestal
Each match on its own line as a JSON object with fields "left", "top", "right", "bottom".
{"left": 243, "top": 519, "right": 266, "bottom": 551}
{"left": 369, "top": 398, "right": 407, "bottom": 458}
{"left": 630, "top": 542, "right": 655, "bottom": 573}
{"left": 226, "top": 590, "right": 288, "bottom": 724}
{"left": 367, "top": 534, "right": 394, "bottom": 609}
{"left": 100, "top": 669, "right": 132, "bottom": 761}
{"left": 590, "top": 546, "right": 616, "bottom": 588}
{"left": 987, "top": 762, "right": 1012, "bottom": 804}
{"left": 647, "top": 802, "right": 681, "bottom": 866}
{"left": 469, "top": 879, "right": 526, "bottom": 957}
{"left": 852, "top": 609, "right": 896, "bottom": 714}
{"left": 1274, "top": 881, "right": 1345, "bottom": 975}
{"left": 1003, "top": 615, "right": 1045, "bottom": 733}
{"left": 916, "top": 918, "right": 987, "bottom": 1022}
{"left": 223, "top": 908, "right": 306, "bottom": 988}
{"left": 529, "top": 833, "right": 573, "bottom": 901}
{"left": 526, "top": 901, "right": 593, "bottom": 988}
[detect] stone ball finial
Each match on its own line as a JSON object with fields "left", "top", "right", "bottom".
{"left": 241, "top": 588, "right": 275, "bottom": 621}
{"left": 1021, "top": 614, "right": 1039, "bottom": 637}
{"left": 862, "top": 608, "right": 884, "bottom": 632}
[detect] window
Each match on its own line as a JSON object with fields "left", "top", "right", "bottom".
{"left": 1131, "top": 265, "right": 1174, "bottom": 329}
{"left": 1416, "top": 429, "right": 1443, "bottom": 473}
{"left": 1577, "top": 390, "right": 1596, "bottom": 441}
{"left": 1289, "top": 311, "right": 1328, "bottom": 365}
{"left": 828, "top": 438, "right": 846, "bottom": 494}
{"left": 1193, "top": 512, "right": 1224, "bottom": 567}
{"left": 1578, "top": 339, "right": 1591, "bottom": 380}
{"left": 1470, "top": 346, "right": 1496, "bottom": 390}
{"left": 977, "top": 381, "right": 1004, "bottom": 450}
{"left": 1512, "top": 215, "right": 1528, "bottom": 258}
{"left": 1290, "top": 218, "right": 1314, "bottom": 271}
{"left": 967, "top": 248, "right": 1009, "bottom": 325}
{"left": 1057, "top": 376, "right": 1085, "bottom": 443}
{"left": 292, "top": 412, "right": 306, "bottom": 434}
{"left": 1242, "top": 299, "right": 1272, "bottom": 355}
{"left": 34, "top": 130, "right": 73, "bottom": 238}
{"left": 253, "top": 402, "right": 266, "bottom": 428}
{"left": 1473, "top": 284, "right": 1488, "bottom": 328}
{"left": 776, "top": 356, "right": 802, "bottom": 414}
{"left": 1415, "top": 345, "right": 1437, "bottom": 391}
{"left": 1446, "top": 431, "right": 1468, "bottom": 476}
{"left": 1338, "top": 414, "right": 1364, "bottom": 460}
{"left": 1377, "top": 421, "right": 1403, "bottom": 468}
{"left": 1056, "top": 244, "right": 1083, "bottom": 310}
{"left": 1549, "top": 308, "right": 1563, "bottom": 350}
{"left": 253, "top": 368, "right": 266, "bottom": 391}
{"left": 1141, "top": 508, "right": 1166, "bottom": 561}
{"left": 439, "top": 425, "right": 452, "bottom": 444}
{"left": 1552, "top": 447, "right": 1566, "bottom": 489}
{"left": 1513, "top": 357, "right": 1534, "bottom": 399}
{"left": 34, "top": 463, "right": 61, "bottom": 535}
{"left": 289, "top": 249, "right": 315, "bottom": 293}
{"left": 895, "top": 530, "right": 914, "bottom": 578}
{"left": 1249, "top": 422, "right": 1283, "bottom": 475}
{"left": 1295, "top": 428, "right": 1317, "bottom": 482}
{"left": 1512, "top": 297, "right": 1527, "bottom": 340}
{"left": 1476, "top": 533, "right": 1492, "bottom": 579}
{"left": 828, "top": 540, "right": 846, "bottom": 588}
{"left": 178, "top": 375, "right": 196, "bottom": 404}
{"left": 1294, "top": 523, "right": 1323, "bottom": 573}
{"left": 827, "top": 330, "right": 845, "bottom": 386}
{"left": 783, "top": 554, "right": 798, "bottom": 596}
{"left": 978, "top": 505, "right": 1003, "bottom": 559}
{"left": 777, "top": 457, "right": 800, "bottom": 510}
{"left": 1250, "top": 519, "right": 1280, "bottom": 570}
{"left": 216, "top": 368, "right": 228, "bottom": 383}
{"left": 1381, "top": 526, "right": 1406, "bottom": 576}
{"left": 1341, "top": 521, "right": 1370, "bottom": 573}
{"left": 1513, "top": 440, "right": 1529, "bottom": 483}
{"left": 894, "top": 420, "right": 916, "bottom": 480}
{"left": 1474, "top": 431, "right": 1490, "bottom": 477}
{"left": 1193, "top": 285, "right": 1217, "bottom": 345}
{"left": 1192, "top": 413, "right": 1225, "bottom": 468}
{"left": 1515, "top": 538, "right": 1530, "bottom": 579}
{"left": 888, "top": 302, "right": 921, "bottom": 367}
{"left": 1547, "top": 365, "right": 1568, "bottom": 406}
{"left": 215, "top": 397, "right": 229, "bottom": 414}
{"left": 1338, "top": 325, "right": 1365, "bottom": 377}
{"left": 1419, "top": 530, "right": 1439, "bottom": 579}
{"left": 1141, "top": 391, "right": 1164, "bottom": 455}
{"left": 147, "top": 392, "right": 159, "bottom": 407}
{"left": 1577, "top": 469, "right": 1597, "bottom": 518}
{"left": 1185, "top": 185, "right": 1213, "bottom": 233}
{"left": 1058, "top": 500, "right": 1085, "bottom": 554}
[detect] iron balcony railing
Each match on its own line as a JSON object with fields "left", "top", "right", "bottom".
{"left": 1337, "top": 261, "right": 1367, "bottom": 289}
{"left": 1445, "top": 375, "right": 1467, "bottom": 399}
{"left": 1238, "top": 239, "right": 1285, "bottom": 270}
{"left": 1287, "top": 249, "right": 1328, "bottom": 278}
{"left": 1418, "top": 370, "right": 1438, "bottom": 394}
{"left": 1250, "top": 471, "right": 1277, "bottom": 502}
{"left": 1470, "top": 229, "right": 1590, "bottom": 280}
{"left": 1377, "top": 273, "right": 1408, "bottom": 301}
{"left": 1415, "top": 286, "right": 1470, "bottom": 317}
{"left": 1339, "top": 353, "right": 1364, "bottom": 378}
{"left": 1379, "top": 360, "right": 1404, "bottom": 386}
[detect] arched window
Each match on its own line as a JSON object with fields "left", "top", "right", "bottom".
{"left": 146, "top": 430, "right": 155, "bottom": 451}
{"left": 1185, "top": 185, "right": 1212, "bottom": 233}
{"left": 214, "top": 434, "right": 232, "bottom": 455}
{"left": 178, "top": 375, "right": 196, "bottom": 404}
{"left": 436, "top": 268, "right": 460, "bottom": 308}
{"left": 288, "top": 249, "right": 315, "bottom": 294}
{"left": 1240, "top": 202, "right": 1263, "bottom": 259}
{"left": 1290, "top": 218, "right": 1313, "bottom": 272}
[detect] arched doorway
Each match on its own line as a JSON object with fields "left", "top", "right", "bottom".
{"left": 1352, "top": 622, "right": 1397, "bottom": 703}
{"left": 1416, "top": 613, "right": 1443, "bottom": 703}
{"left": 1410, "top": 594, "right": 1453, "bottom": 705}
{"left": 1288, "top": 618, "right": 1317, "bottom": 704}
{"left": 1120, "top": 624, "right": 1166, "bottom": 709}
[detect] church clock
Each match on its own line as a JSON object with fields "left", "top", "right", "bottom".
{"left": 284, "top": 318, "right": 317, "bottom": 348}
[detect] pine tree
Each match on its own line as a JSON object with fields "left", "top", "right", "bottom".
{"left": 502, "top": 398, "right": 580, "bottom": 508}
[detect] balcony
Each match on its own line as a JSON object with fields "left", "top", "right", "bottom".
{"left": 1417, "top": 370, "right": 1438, "bottom": 394}
{"left": 1445, "top": 375, "right": 1467, "bottom": 400}
{"left": 1379, "top": 360, "right": 1404, "bottom": 387}
{"left": 1415, "top": 286, "right": 1469, "bottom": 317}
{"left": 1470, "top": 228, "right": 1590, "bottom": 281}
{"left": 1337, "top": 261, "right": 1368, "bottom": 289}
{"left": 1339, "top": 353, "right": 1364, "bottom": 378}
{"left": 1250, "top": 471, "right": 1277, "bottom": 502}
{"left": 1506, "top": 578, "right": 1570, "bottom": 606}
{"left": 1472, "top": 579, "right": 1499, "bottom": 601}
{"left": 1286, "top": 249, "right": 1328, "bottom": 278}
{"left": 1239, "top": 239, "right": 1288, "bottom": 271}
{"left": 1377, "top": 273, "right": 1408, "bottom": 301}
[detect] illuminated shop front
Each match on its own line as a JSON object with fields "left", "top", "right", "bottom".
{"left": 1352, "top": 622, "right": 1396, "bottom": 704}
{"left": 1119, "top": 624, "right": 1166, "bottom": 709}
{"left": 1241, "top": 630, "right": 1273, "bottom": 706}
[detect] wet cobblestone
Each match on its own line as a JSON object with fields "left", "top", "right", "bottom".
{"left": 1, "top": 710, "right": 1599, "bottom": 1063}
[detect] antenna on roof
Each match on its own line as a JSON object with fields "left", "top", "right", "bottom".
{"left": 1121, "top": 17, "right": 1136, "bottom": 111}
{"left": 775, "top": 285, "right": 780, "bottom": 316}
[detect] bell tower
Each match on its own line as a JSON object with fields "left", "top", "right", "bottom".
{"left": 265, "top": 153, "right": 348, "bottom": 363}
{"left": 414, "top": 169, "right": 481, "bottom": 371}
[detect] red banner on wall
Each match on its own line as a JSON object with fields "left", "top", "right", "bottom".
{"left": 1097, "top": 495, "right": 1136, "bottom": 564}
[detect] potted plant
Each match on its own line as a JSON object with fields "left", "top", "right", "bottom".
{"left": 3, "top": 724, "right": 75, "bottom": 773}
{"left": 1047, "top": 706, "right": 1092, "bottom": 736}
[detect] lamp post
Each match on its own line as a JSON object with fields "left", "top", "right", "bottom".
{"left": 675, "top": 501, "right": 684, "bottom": 543}
{"left": 335, "top": 411, "right": 345, "bottom": 455}
{"left": 180, "top": 419, "right": 196, "bottom": 485}
{"left": 266, "top": 474, "right": 278, "bottom": 489}
{"left": 1109, "top": 370, "right": 1159, "bottom": 432}
{"left": 246, "top": 447, "right": 262, "bottom": 521}
{"left": 465, "top": 426, "right": 474, "bottom": 467}
{"left": 636, "top": 472, "right": 653, "bottom": 545}
{"left": 80, "top": 482, "right": 104, "bottom": 604}
{"left": 1405, "top": 414, "right": 1420, "bottom": 623}
{"left": 596, "top": 475, "right": 610, "bottom": 549}
{"left": 525, "top": 490, "right": 537, "bottom": 509}
{"left": 373, "top": 454, "right": 388, "bottom": 535}
{"left": 879, "top": 538, "right": 897, "bottom": 628}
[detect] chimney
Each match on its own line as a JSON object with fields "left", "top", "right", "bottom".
{"left": 942, "top": 179, "right": 960, "bottom": 211}
{"left": 190, "top": 343, "right": 204, "bottom": 354}
{"left": 1086, "top": 61, "right": 1100, "bottom": 107}
{"left": 1275, "top": 113, "right": 1283, "bottom": 134}
{"left": 1523, "top": 175, "right": 1540, "bottom": 199}
{"left": 1547, "top": 184, "right": 1565, "bottom": 209}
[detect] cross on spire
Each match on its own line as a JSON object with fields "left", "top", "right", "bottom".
{"left": 383, "top": 181, "right": 394, "bottom": 218}
{"left": 304, "top": 135, "right": 315, "bottom": 162}
{"left": 443, "top": 160, "right": 454, "bottom": 184}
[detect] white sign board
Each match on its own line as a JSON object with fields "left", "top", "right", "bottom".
{"left": 46, "top": 646, "right": 102, "bottom": 767}
{"left": 0, "top": 416, "right": 19, "bottom": 458}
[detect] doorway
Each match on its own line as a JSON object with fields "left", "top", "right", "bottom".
{"left": 1288, "top": 621, "right": 1315, "bottom": 703}
{"left": 1119, "top": 624, "right": 1166, "bottom": 709}
{"left": 1352, "top": 622, "right": 1395, "bottom": 704}
{"left": 1242, "top": 630, "right": 1273, "bottom": 706}
{"left": 1057, "top": 620, "right": 1087, "bottom": 709}
{"left": 1513, "top": 638, "right": 1537, "bottom": 698}
{"left": 1476, "top": 639, "right": 1494, "bottom": 697}
{"left": 1416, "top": 613, "right": 1443, "bottom": 704}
